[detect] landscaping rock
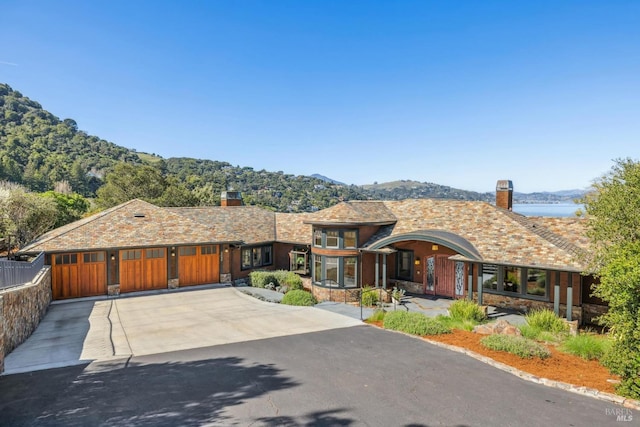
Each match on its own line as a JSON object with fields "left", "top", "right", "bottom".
{"left": 473, "top": 319, "right": 522, "bottom": 336}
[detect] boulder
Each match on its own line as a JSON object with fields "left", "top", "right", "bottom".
{"left": 473, "top": 319, "right": 522, "bottom": 336}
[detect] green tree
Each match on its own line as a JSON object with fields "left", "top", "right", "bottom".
{"left": 582, "top": 158, "right": 640, "bottom": 398}
{"left": 0, "top": 183, "right": 58, "bottom": 248}
{"left": 95, "top": 163, "right": 198, "bottom": 208}
{"left": 41, "top": 191, "right": 90, "bottom": 228}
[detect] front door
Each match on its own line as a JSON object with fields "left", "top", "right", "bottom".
{"left": 424, "top": 255, "right": 464, "bottom": 298}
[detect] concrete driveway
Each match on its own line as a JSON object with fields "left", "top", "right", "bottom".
{"left": 3, "top": 286, "right": 361, "bottom": 375}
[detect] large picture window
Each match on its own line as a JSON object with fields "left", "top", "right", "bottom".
{"left": 313, "top": 255, "right": 358, "bottom": 288}
{"left": 482, "top": 265, "right": 548, "bottom": 299}
{"left": 241, "top": 245, "right": 274, "bottom": 270}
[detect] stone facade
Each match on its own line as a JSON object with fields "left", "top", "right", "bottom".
{"left": 582, "top": 303, "right": 608, "bottom": 325}
{"left": 474, "top": 292, "right": 583, "bottom": 324}
{"left": 388, "top": 279, "right": 422, "bottom": 295}
{"left": 168, "top": 278, "right": 179, "bottom": 289}
{"left": 0, "top": 267, "right": 52, "bottom": 373}
{"left": 220, "top": 273, "right": 232, "bottom": 284}
{"left": 107, "top": 284, "right": 120, "bottom": 296}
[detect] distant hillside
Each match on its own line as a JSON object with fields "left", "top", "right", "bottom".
{"left": 360, "top": 180, "right": 493, "bottom": 202}
{"left": 0, "top": 83, "right": 366, "bottom": 212}
{"left": 310, "top": 173, "right": 345, "bottom": 185}
{"left": 513, "top": 190, "right": 589, "bottom": 203}
{"left": 0, "top": 83, "right": 140, "bottom": 196}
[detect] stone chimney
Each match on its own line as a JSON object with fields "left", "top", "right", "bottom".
{"left": 495, "top": 180, "right": 513, "bottom": 210}
{"left": 221, "top": 191, "right": 243, "bottom": 207}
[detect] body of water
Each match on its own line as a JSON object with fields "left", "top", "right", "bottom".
{"left": 512, "top": 203, "right": 584, "bottom": 217}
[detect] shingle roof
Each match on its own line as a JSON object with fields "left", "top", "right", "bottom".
{"left": 20, "top": 199, "right": 227, "bottom": 253}
{"left": 167, "top": 206, "right": 276, "bottom": 244}
{"left": 20, "top": 197, "right": 590, "bottom": 271}
{"left": 363, "top": 199, "right": 586, "bottom": 271}
{"left": 304, "top": 201, "right": 396, "bottom": 225}
{"left": 275, "top": 212, "right": 313, "bottom": 243}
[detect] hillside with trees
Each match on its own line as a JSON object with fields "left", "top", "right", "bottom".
{"left": 1, "top": 82, "right": 511, "bottom": 215}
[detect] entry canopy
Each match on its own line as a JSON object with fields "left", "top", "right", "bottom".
{"left": 367, "top": 229, "right": 482, "bottom": 261}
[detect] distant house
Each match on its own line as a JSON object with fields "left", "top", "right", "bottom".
{"left": 19, "top": 183, "right": 605, "bottom": 324}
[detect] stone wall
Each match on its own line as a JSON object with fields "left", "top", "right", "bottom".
{"left": 0, "top": 267, "right": 52, "bottom": 372}
{"left": 474, "top": 292, "right": 583, "bottom": 324}
{"left": 582, "top": 303, "right": 608, "bottom": 325}
{"left": 388, "top": 279, "right": 422, "bottom": 294}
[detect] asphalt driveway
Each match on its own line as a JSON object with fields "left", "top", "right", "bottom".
{"left": 3, "top": 286, "right": 361, "bottom": 375}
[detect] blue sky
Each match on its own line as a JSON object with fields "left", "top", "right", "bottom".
{"left": 1, "top": 1, "right": 638, "bottom": 193}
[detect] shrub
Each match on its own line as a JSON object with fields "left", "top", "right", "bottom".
{"left": 560, "top": 332, "right": 612, "bottom": 360}
{"left": 361, "top": 286, "right": 379, "bottom": 307}
{"left": 518, "top": 324, "right": 564, "bottom": 343}
{"left": 525, "top": 309, "right": 569, "bottom": 334}
{"left": 383, "top": 311, "right": 451, "bottom": 336}
{"left": 281, "top": 290, "right": 317, "bottom": 306}
{"left": 249, "top": 271, "right": 279, "bottom": 288}
{"left": 435, "top": 314, "right": 477, "bottom": 332}
{"left": 481, "top": 334, "right": 551, "bottom": 359}
{"left": 367, "top": 309, "right": 386, "bottom": 323}
{"left": 249, "top": 270, "right": 303, "bottom": 291}
{"left": 448, "top": 299, "right": 486, "bottom": 322}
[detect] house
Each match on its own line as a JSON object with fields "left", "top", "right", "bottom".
{"left": 19, "top": 184, "right": 606, "bottom": 324}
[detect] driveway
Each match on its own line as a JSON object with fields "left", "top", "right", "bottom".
{"left": 3, "top": 286, "right": 362, "bottom": 375}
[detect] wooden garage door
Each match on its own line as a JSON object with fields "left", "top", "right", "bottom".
{"left": 178, "top": 245, "right": 220, "bottom": 286}
{"left": 119, "top": 248, "right": 167, "bottom": 293}
{"left": 52, "top": 252, "right": 107, "bottom": 300}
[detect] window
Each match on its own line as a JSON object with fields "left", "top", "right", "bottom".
{"left": 344, "top": 231, "right": 357, "bottom": 248}
{"left": 326, "top": 230, "right": 339, "bottom": 248}
{"left": 312, "top": 228, "right": 358, "bottom": 249}
{"left": 122, "top": 250, "right": 141, "bottom": 260}
{"left": 503, "top": 267, "right": 522, "bottom": 293}
{"left": 482, "top": 265, "right": 548, "bottom": 300}
{"left": 313, "top": 254, "right": 322, "bottom": 282}
{"left": 263, "top": 246, "right": 272, "bottom": 265}
{"left": 83, "top": 252, "right": 105, "bottom": 263}
{"left": 397, "top": 250, "right": 413, "bottom": 281}
{"left": 55, "top": 254, "right": 78, "bottom": 264}
{"left": 312, "top": 255, "right": 358, "bottom": 288}
{"left": 344, "top": 257, "right": 357, "bottom": 287}
{"left": 201, "top": 245, "right": 217, "bottom": 255}
{"left": 325, "top": 257, "right": 338, "bottom": 284}
{"left": 146, "top": 248, "right": 164, "bottom": 259}
{"left": 526, "top": 268, "right": 547, "bottom": 297}
{"left": 241, "top": 245, "right": 274, "bottom": 270}
{"left": 179, "top": 246, "right": 196, "bottom": 256}
{"left": 482, "top": 264, "right": 498, "bottom": 290}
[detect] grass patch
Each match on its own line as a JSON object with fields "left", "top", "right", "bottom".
{"left": 383, "top": 311, "right": 451, "bottom": 336}
{"left": 518, "top": 324, "right": 566, "bottom": 343}
{"left": 481, "top": 334, "right": 551, "bottom": 359}
{"left": 560, "top": 332, "right": 612, "bottom": 360}
{"left": 525, "top": 309, "right": 569, "bottom": 334}
{"left": 448, "top": 299, "right": 487, "bottom": 322}
{"left": 436, "top": 314, "right": 478, "bottom": 332}
{"left": 281, "top": 290, "right": 317, "bottom": 306}
{"left": 366, "top": 309, "right": 386, "bottom": 323}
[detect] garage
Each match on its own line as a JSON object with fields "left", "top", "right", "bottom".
{"left": 52, "top": 251, "right": 107, "bottom": 299}
{"left": 178, "top": 245, "right": 220, "bottom": 286}
{"left": 119, "top": 248, "right": 168, "bottom": 293}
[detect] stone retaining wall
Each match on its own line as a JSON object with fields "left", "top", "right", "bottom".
{"left": 0, "top": 267, "right": 52, "bottom": 373}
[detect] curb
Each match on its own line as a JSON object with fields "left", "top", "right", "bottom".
{"left": 369, "top": 324, "right": 640, "bottom": 410}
